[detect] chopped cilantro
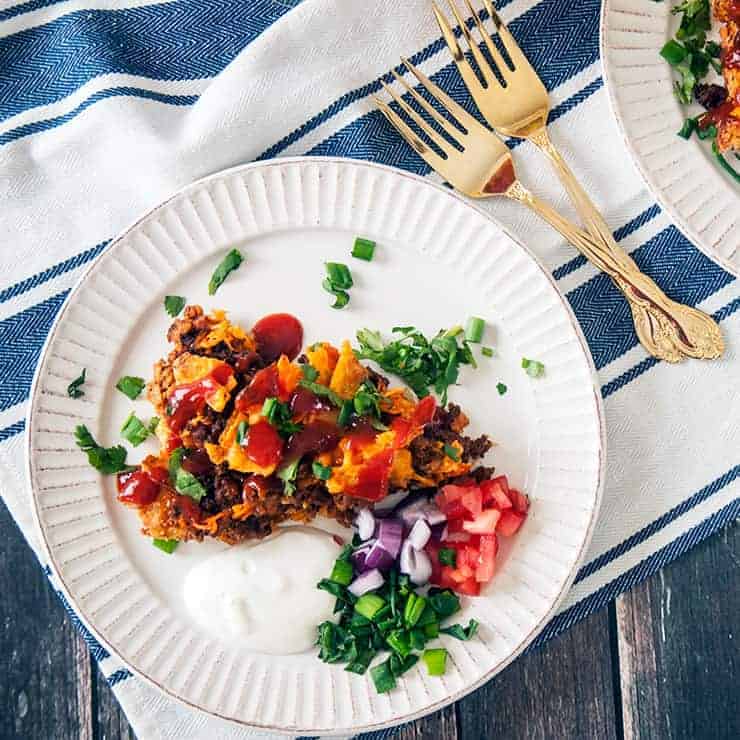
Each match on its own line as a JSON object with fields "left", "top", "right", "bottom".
{"left": 168, "top": 447, "right": 206, "bottom": 501}
{"left": 67, "top": 369, "right": 86, "bottom": 399}
{"left": 277, "top": 458, "right": 300, "bottom": 496}
{"left": 496, "top": 382, "right": 508, "bottom": 396}
{"left": 208, "top": 249, "right": 244, "bottom": 295}
{"left": 74, "top": 425, "right": 128, "bottom": 474}
{"left": 443, "top": 443, "right": 460, "bottom": 461}
{"left": 120, "top": 413, "right": 153, "bottom": 447}
{"left": 116, "top": 376, "right": 146, "bottom": 400}
{"left": 153, "top": 538, "right": 178, "bottom": 554}
{"left": 164, "top": 295, "right": 186, "bottom": 317}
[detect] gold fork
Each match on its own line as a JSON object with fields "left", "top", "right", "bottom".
{"left": 431, "top": 0, "right": 723, "bottom": 362}
{"left": 375, "top": 61, "right": 664, "bottom": 303}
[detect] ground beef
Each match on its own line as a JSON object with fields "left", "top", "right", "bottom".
{"left": 694, "top": 82, "right": 727, "bottom": 110}
{"left": 367, "top": 368, "right": 390, "bottom": 393}
{"left": 450, "top": 466, "right": 496, "bottom": 486}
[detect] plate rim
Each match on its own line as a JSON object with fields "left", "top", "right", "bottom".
{"left": 599, "top": 0, "right": 740, "bottom": 278}
{"left": 26, "top": 155, "right": 607, "bottom": 735}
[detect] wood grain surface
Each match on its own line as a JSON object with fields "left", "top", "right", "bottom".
{"left": 0, "top": 499, "right": 736, "bottom": 740}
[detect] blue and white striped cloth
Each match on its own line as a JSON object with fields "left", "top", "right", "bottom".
{"left": 0, "top": 0, "right": 737, "bottom": 737}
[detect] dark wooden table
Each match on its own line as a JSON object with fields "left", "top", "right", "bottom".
{"left": 1, "top": 498, "right": 736, "bottom": 740}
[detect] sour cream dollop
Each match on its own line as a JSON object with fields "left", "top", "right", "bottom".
{"left": 183, "top": 527, "right": 340, "bottom": 654}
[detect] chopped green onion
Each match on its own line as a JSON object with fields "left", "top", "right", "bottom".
{"left": 403, "top": 593, "right": 427, "bottom": 628}
{"left": 428, "top": 588, "right": 461, "bottom": 618}
{"left": 370, "top": 660, "right": 396, "bottom": 693}
{"left": 424, "top": 621, "right": 440, "bottom": 639}
{"left": 67, "top": 368, "right": 86, "bottom": 399}
{"left": 443, "top": 444, "right": 460, "bottom": 462}
{"left": 277, "top": 458, "right": 301, "bottom": 496}
{"left": 330, "top": 558, "right": 354, "bottom": 586}
{"left": 168, "top": 447, "right": 206, "bottom": 501}
{"left": 677, "top": 117, "right": 697, "bottom": 139}
{"left": 337, "top": 400, "right": 353, "bottom": 428}
{"left": 317, "top": 579, "right": 347, "bottom": 600}
{"left": 521, "top": 357, "right": 545, "bottom": 378}
{"left": 496, "top": 382, "right": 508, "bottom": 396}
{"left": 389, "top": 653, "right": 419, "bottom": 677}
{"left": 262, "top": 397, "right": 277, "bottom": 420}
{"left": 262, "top": 397, "right": 302, "bottom": 436}
{"left": 697, "top": 123, "right": 717, "bottom": 140}
{"left": 116, "top": 375, "right": 146, "bottom": 400}
{"left": 422, "top": 648, "right": 448, "bottom": 676}
{"left": 465, "top": 316, "right": 485, "bottom": 343}
{"left": 74, "top": 425, "right": 128, "bottom": 474}
{"left": 323, "top": 282, "right": 350, "bottom": 309}
{"left": 386, "top": 630, "right": 412, "bottom": 659}
{"left": 312, "top": 461, "right": 332, "bottom": 480}
{"left": 352, "top": 237, "right": 376, "bottom": 261}
{"left": 481, "top": 346, "right": 494, "bottom": 358}
{"left": 345, "top": 647, "right": 376, "bottom": 675}
{"left": 438, "top": 547, "right": 457, "bottom": 567}
{"left": 148, "top": 416, "right": 160, "bottom": 433}
{"left": 120, "top": 412, "right": 152, "bottom": 447}
{"left": 660, "top": 39, "right": 687, "bottom": 66}
{"left": 409, "top": 628, "right": 427, "bottom": 651}
{"left": 164, "top": 295, "right": 186, "bottom": 317}
{"left": 236, "top": 420, "right": 248, "bottom": 446}
{"left": 153, "top": 538, "right": 178, "bottom": 554}
{"left": 208, "top": 249, "right": 244, "bottom": 295}
{"left": 712, "top": 141, "right": 740, "bottom": 184}
{"left": 302, "top": 364, "right": 319, "bottom": 382}
{"left": 440, "top": 618, "right": 479, "bottom": 641}
{"left": 325, "top": 262, "right": 353, "bottom": 289}
{"left": 355, "top": 593, "right": 386, "bottom": 621}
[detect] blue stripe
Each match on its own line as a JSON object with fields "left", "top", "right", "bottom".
{"left": 0, "top": 0, "right": 68, "bottom": 22}
{"left": 552, "top": 204, "right": 662, "bottom": 281}
{"left": 528, "top": 499, "right": 740, "bottom": 652}
{"left": 107, "top": 667, "right": 133, "bottom": 687}
{"left": 575, "top": 466, "right": 740, "bottom": 583}
{"left": 0, "top": 290, "right": 68, "bottom": 412}
{"left": 0, "top": 0, "right": 300, "bottom": 122}
{"left": 0, "top": 240, "right": 107, "bottom": 304}
{"left": 0, "top": 419, "right": 24, "bottom": 441}
{"left": 0, "top": 87, "right": 198, "bottom": 146}
{"left": 600, "top": 295, "right": 740, "bottom": 398}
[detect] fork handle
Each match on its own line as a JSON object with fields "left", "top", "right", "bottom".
{"left": 504, "top": 180, "right": 724, "bottom": 362}
{"left": 524, "top": 129, "right": 724, "bottom": 362}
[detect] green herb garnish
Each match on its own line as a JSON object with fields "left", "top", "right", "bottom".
{"left": 236, "top": 420, "right": 248, "bottom": 446}
{"left": 496, "top": 382, "right": 508, "bottom": 396}
{"left": 481, "top": 346, "right": 494, "bottom": 358}
{"left": 302, "top": 364, "right": 319, "bottom": 382}
{"left": 312, "top": 461, "right": 332, "bottom": 480}
{"left": 168, "top": 447, "right": 206, "bottom": 501}
{"left": 153, "top": 538, "right": 179, "bottom": 554}
{"left": 355, "top": 325, "right": 476, "bottom": 404}
{"left": 521, "top": 358, "right": 545, "bottom": 378}
{"left": 277, "top": 458, "right": 300, "bottom": 496}
{"left": 355, "top": 593, "right": 386, "bottom": 621}
{"left": 120, "top": 412, "right": 153, "bottom": 447}
{"left": 298, "top": 379, "right": 344, "bottom": 407}
{"left": 440, "top": 619, "right": 479, "bottom": 641}
{"left": 330, "top": 558, "right": 354, "bottom": 586}
{"left": 323, "top": 262, "right": 354, "bottom": 309}
{"left": 465, "top": 316, "right": 485, "bottom": 343}
{"left": 208, "top": 249, "right": 244, "bottom": 295}
{"left": 148, "top": 416, "right": 160, "bottom": 433}
{"left": 352, "top": 237, "right": 376, "bottom": 261}
{"left": 438, "top": 547, "right": 457, "bottom": 567}
{"left": 713, "top": 140, "right": 740, "bottom": 184}
{"left": 116, "top": 376, "right": 146, "bottom": 400}
{"left": 74, "top": 425, "right": 128, "bottom": 474}
{"left": 262, "top": 397, "right": 302, "bottom": 436}
{"left": 443, "top": 443, "right": 460, "bottom": 462}
{"left": 67, "top": 369, "right": 86, "bottom": 399}
{"left": 422, "top": 648, "right": 448, "bottom": 676}
{"left": 164, "top": 295, "right": 186, "bottom": 317}
{"left": 370, "top": 659, "right": 397, "bottom": 693}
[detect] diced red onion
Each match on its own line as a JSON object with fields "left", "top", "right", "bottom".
{"left": 364, "top": 540, "right": 396, "bottom": 571}
{"left": 422, "top": 505, "right": 446, "bottom": 526}
{"left": 407, "top": 519, "right": 431, "bottom": 550}
{"left": 376, "top": 518, "right": 403, "bottom": 558}
{"left": 348, "top": 568, "right": 385, "bottom": 596}
{"left": 351, "top": 541, "right": 374, "bottom": 572}
{"left": 373, "top": 490, "right": 411, "bottom": 514}
{"left": 430, "top": 523, "right": 447, "bottom": 542}
{"left": 399, "top": 540, "right": 432, "bottom": 585}
{"left": 396, "top": 496, "right": 446, "bottom": 527}
{"left": 356, "top": 508, "right": 375, "bottom": 541}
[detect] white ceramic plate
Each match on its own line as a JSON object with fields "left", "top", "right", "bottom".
{"left": 27, "top": 157, "right": 605, "bottom": 735}
{"left": 601, "top": 0, "right": 740, "bottom": 276}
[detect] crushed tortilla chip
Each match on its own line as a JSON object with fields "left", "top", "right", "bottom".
{"left": 306, "top": 342, "right": 340, "bottom": 385}
{"left": 171, "top": 353, "right": 236, "bottom": 412}
{"left": 329, "top": 341, "right": 368, "bottom": 400}
{"left": 196, "top": 309, "right": 255, "bottom": 351}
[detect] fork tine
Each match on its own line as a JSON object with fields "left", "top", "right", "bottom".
{"left": 441, "top": 0, "right": 497, "bottom": 88}
{"left": 400, "top": 56, "right": 482, "bottom": 134}
{"left": 374, "top": 97, "right": 450, "bottom": 172}
{"left": 380, "top": 81, "right": 457, "bottom": 155}
{"left": 390, "top": 69, "right": 463, "bottom": 143}
{"left": 480, "top": 0, "right": 528, "bottom": 72}
{"left": 461, "top": 0, "right": 512, "bottom": 81}
{"left": 431, "top": 2, "right": 485, "bottom": 98}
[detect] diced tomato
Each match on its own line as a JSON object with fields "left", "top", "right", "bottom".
{"left": 475, "top": 534, "right": 497, "bottom": 582}
{"left": 497, "top": 510, "right": 526, "bottom": 536}
{"left": 439, "top": 567, "right": 480, "bottom": 596}
{"left": 461, "top": 486, "right": 483, "bottom": 517}
{"left": 481, "top": 477, "right": 513, "bottom": 510}
{"left": 412, "top": 395, "right": 436, "bottom": 427}
{"left": 462, "top": 508, "right": 501, "bottom": 535}
{"left": 508, "top": 489, "right": 529, "bottom": 514}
